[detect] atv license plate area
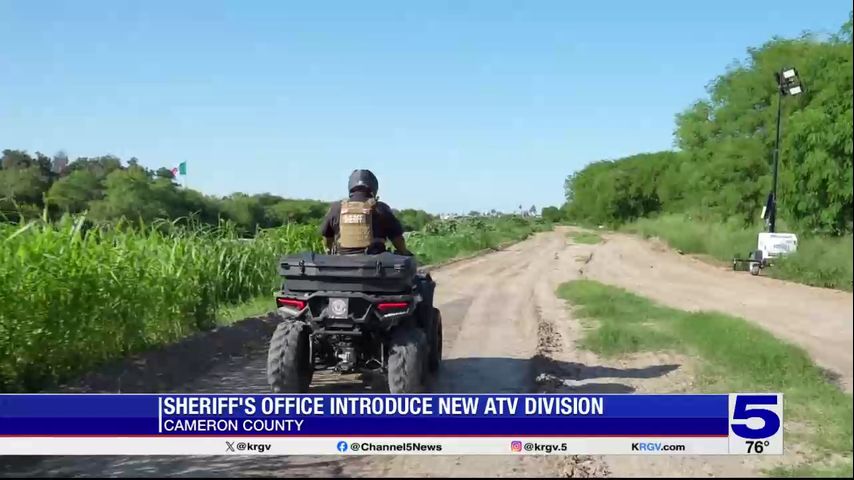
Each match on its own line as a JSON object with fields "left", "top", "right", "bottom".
{"left": 328, "top": 298, "right": 349, "bottom": 319}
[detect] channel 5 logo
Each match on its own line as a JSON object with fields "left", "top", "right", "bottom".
{"left": 510, "top": 441, "right": 523, "bottom": 452}
{"left": 728, "top": 393, "right": 784, "bottom": 454}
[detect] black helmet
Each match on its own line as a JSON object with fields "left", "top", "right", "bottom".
{"left": 348, "top": 169, "right": 379, "bottom": 196}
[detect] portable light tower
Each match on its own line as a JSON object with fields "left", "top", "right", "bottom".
{"left": 765, "top": 67, "right": 804, "bottom": 233}
{"left": 735, "top": 67, "right": 803, "bottom": 276}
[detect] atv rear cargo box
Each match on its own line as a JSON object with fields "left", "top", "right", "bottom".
{"left": 278, "top": 252, "right": 417, "bottom": 293}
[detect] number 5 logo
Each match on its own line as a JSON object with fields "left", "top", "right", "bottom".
{"left": 730, "top": 394, "right": 781, "bottom": 439}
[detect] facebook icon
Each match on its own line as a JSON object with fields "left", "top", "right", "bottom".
{"left": 337, "top": 441, "right": 349, "bottom": 452}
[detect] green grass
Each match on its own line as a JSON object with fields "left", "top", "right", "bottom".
{"left": 567, "top": 231, "right": 603, "bottom": 245}
{"left": 623, "top": 214, "right": 853, "bottom": 291}
{"left": 557, "top": 279, "right": 853, "bottom": 477}
{"left": 772, "top": 461, "right": 854, "bottom": 478}
{"left": 406, "top": 216, "right": 551, "bottom": 265}
{"left": 215, "top": 295, "right": 277, "bottom": 326}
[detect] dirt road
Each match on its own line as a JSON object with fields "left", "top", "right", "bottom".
{"left": 579, "top": 231, "right": 854, "bottom": 392}
{"left": 4, "top": 228, "right": 850, "bottom": 477}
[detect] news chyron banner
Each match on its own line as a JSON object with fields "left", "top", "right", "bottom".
{"left": 0, "top": 394, "right": 782, "bottom": 456}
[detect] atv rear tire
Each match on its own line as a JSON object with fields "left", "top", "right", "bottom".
{"left": 387, "top": 326, "right": 427, "bottom": 394}
{"left": 267, "top": 320, "right": 314, "bottom": 393}
{"left": 428, "top": 308, "right": 443, "bottom": 373}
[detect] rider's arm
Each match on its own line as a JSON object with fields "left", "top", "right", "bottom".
{"left": 390, "top": 235, "right": 411, "bottom": 256}
{"left": 319, "top": 202, "right": 338, "bottom": 253}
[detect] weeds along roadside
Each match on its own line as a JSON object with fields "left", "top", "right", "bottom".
{"left": 621, "top": 214, "right": 853, "bottom": 292}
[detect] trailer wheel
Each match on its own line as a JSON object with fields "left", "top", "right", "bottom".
{"left": 750, "top": 263, "right": 761, "bottom": 276}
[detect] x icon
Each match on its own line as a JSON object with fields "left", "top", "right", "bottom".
{"left": 225, "top": 441, "right": 235, "bottom": 452}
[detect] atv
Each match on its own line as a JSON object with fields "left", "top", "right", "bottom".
{"left": 266, "top": 251, "right": 442, "bottom": 393}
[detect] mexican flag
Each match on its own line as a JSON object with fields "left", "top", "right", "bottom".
{"left": 170, "top": 162, "right": 187, "bottom": 177}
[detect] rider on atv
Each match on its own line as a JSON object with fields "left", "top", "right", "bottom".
{"left": 319, "top": 169, "right": 412, "bottom": 256}
{"left": 269, "top": 169, "right": 441, "bottom": 394}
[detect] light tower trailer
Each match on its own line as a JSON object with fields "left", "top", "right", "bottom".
{"left": 732, "top": 232, "right": 798, "bottom": 276}
{"left": 732, "top": 66, "right": 804, "bottom": 277}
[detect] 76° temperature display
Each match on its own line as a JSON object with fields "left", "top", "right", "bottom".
{"left": 728, "top": 394, "right": 783, "bottom": 454}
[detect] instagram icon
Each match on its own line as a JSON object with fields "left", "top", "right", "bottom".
{"left": 510, "top": 441, "right": 523, "bottom": 452}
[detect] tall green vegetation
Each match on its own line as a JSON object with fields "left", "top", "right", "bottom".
{"left": 563, "top": 13, "right": 853, "bottom": 236}
{"left": 0, "top": 217, "right": 322, "bottom": 392}
{"left": 406, "top": 215, "right": 550, "bottom": 265}
{"left": 395, "top": 208, "right": 438, "bottom": 232}
{"left": 541, "top": 206, "right": 565, "bottom": 223}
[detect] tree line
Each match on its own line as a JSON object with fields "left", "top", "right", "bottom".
{"left": 0, "top": 150, "right": 436, "bottom": 234}
{"left": 561, "top": 12, "right": 853, "bottom": 235}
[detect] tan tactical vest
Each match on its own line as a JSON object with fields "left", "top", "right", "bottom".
{"left": 337, "top": 198, "right": 376, "bottom": 250}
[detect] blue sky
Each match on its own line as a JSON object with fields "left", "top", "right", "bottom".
{"left": 1, "top": 1, "right": 849, "bottom": 214}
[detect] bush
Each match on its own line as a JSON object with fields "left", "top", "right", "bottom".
{"left": 541, "top": 206, "right": 564, "bottom": 223}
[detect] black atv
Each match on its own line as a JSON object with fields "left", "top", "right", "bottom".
{"left": 266, "top": 251, "right": 442, "bottom": 393}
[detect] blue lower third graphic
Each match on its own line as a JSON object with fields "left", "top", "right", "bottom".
{"left": 0, "top": 394, "right": 736, "bottom": 437}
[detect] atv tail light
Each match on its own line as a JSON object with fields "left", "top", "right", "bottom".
{"left": 276, "top": 298, "right": 306, "bottom": 310}
{"left": 377, "top": 302, "right": 409, "bottom": 313}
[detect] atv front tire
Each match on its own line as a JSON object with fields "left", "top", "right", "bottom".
{"left": 387, "top": 326, "right": 427, "bottom": 394}
{"left": 267, "top": 320, "right": 314, "bottom": 393}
